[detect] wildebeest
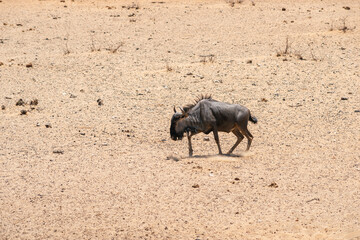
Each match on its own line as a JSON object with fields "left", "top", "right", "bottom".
{"left": 170, "top": 95, "right": 257, "bottom": 156}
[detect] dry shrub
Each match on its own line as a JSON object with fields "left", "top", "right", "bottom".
{"left": 330, "top": 18, "right": 356, "bottom": 33}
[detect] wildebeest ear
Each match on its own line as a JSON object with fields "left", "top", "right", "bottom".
{"left": 173, "top": 106, "right": 177, "bottom": 113}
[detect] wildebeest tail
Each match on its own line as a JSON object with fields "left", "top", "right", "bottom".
{"left": 249, "top": 113, "right": 258, "bottom": 124}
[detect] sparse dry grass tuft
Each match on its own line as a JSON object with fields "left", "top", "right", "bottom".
{"left": 107, "top": 42, "right": 124, "bottom": 53}
{"left": 200, "top": 54, "right": 215, "bottom": 64}
{"left": 123, "top": 2, "right": 140, "bottom": 10}
{"left": 226, "top": 0, "right": 244, "bottom": 7}
{"left": 63, "top": 33, "right": 70, "bottom": 55}
{"left": 276, "top": 36, "right": 291, "bottom": 57}
{"left": 338, "top": 17, "right": 355, "bottom": 32}
{"left": 90, "top": 35, "right": 101, "bottom": 52}
{"left": 276, "top": 37, "right": 325, "bottom": 61}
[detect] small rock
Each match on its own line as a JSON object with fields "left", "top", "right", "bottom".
{"left": 69, "top": 94, "right": 77, "bottom": 98}
{"left": 20, "top": 110, "right": 27, "bottom": 115}
{"left": 1, "top": 105, "right": 5, "bottom": 110}
{"left": 97, "top": 98, "right": 103, "bottom": 106}
{"left": 246, "top": 60, "right": 252, "bottom": 64}
{"left": 53, "top": 150, "right": 64, "bottom": 154}
{"left": 36, "top": 123, "right": 40, "bottom": 127}
{"left": 355, "top": 110, "right": 360, "bottom": 113}
{"left": 16, "top": 99, "right": 26, "bottom": 106}
{"left": 29, "top": 99, "right": 38, "bottom": 105}
{"left": 192, "top": 184, "right": 199, "bottom": 188}
{"left": 306, "top": 198, "right": 320, "bottom": 203}
{"left": 261, "top": 98, "right": 268, "bottom": 102}
{"left": 26, "top": 63, "right": 33, "bottom": 68}
{"left": 343, "top": 6, "right": 350, "bottom": 10}
{"left": 166, "top": 155, "right": 180, "bottom": 162}
{"left": 234, "top": 177, "right": 240, "bottom": 181}
{"left": 203, "top": 136, "right": 210, "bottom": 141}
{"left": 341, "top": 97, "right": 348, "bottom": 100}
{"left": 45, "top": 124, "right": 52, "bottom": 128}
{"left": 282, "top": 8, "right": 286, "bottom": 11}
{"left": 0, "top": 62, "right": 3, "bottom": 66}
{"left": 268, "top": 182, "right": 278, "bottom": 188}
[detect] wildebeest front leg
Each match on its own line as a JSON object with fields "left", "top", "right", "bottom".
{"left": 186, "top": 131, "right": 193, "bottom": 156}
{"left": 212, "top": 127, "right": 223, "bottom": 155}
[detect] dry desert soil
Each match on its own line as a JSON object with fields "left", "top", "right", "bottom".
{"left": 1, "top": 0, "right": 360, "bottom": 239}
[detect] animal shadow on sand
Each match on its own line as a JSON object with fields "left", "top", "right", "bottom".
{"left": 167, "top": 153, "right": 248, "bottom": 162}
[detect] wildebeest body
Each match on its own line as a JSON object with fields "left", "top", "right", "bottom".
{"left": 170, "top": 96, "right": 257, "bottom": 156}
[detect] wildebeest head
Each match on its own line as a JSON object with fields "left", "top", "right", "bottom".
{"left": 170, "top": 107, "right": 186, "bottom": 141}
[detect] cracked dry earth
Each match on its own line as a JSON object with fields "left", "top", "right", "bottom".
{"left": 0, "top": 0, "right": 359, "bottom": 239}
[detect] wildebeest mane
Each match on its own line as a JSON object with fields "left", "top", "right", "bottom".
{"left": 183, "top": 94, "right": 215, "bottom": 113}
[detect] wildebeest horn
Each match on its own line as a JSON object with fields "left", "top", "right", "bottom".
{"left": 179, "top": 107, "right": 185, "bottom": 114}
{"left": 173, "top": 106, "right": 177, "bottom": 113}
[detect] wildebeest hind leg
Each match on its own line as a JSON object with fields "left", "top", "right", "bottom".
{"left": 227, "top": 129, "right": 244, "bottom": 154}
{"left": 242, "top": 128, "right": 253, "bottom": 151}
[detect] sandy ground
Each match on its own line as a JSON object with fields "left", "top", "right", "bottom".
{"left": 1, "top": 0, "right": 359, "bottom": 239}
